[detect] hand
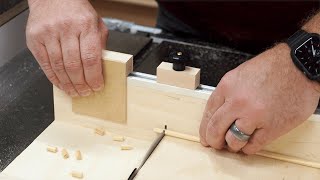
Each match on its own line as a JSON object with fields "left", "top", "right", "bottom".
{"left": 199, "top": 44, "right": 320, "bottom": 154}
{"left": 26, "top": 0, "right": 108, "bottom": 97}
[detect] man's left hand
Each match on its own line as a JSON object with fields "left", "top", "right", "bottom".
{"left": 199, "top": 44, "right": 320, "bottom": 154}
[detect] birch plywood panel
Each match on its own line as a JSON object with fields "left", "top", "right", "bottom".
{"left": 3, "top": 49, "right": 320, "bottom": 179}
{"left": 136, "top": 136, "right": 320, "bottom": 180}
{"left": 126, "top": 75, "right": 320, "bottom": 165}
{"left": 1, "top": 120, "right": 153, "bottom": 180}
{"left": 72, "top": 51, "right": 133, "bottom": 123}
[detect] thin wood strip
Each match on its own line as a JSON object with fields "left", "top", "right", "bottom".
{"left": 255, "top": 151, "right": 320, "bottom": 169}
{"left": 153, "top": 128, "right": 200, "bottom": 142}
{"left": 153, "top": 128, "right": 320, "bottom": 169}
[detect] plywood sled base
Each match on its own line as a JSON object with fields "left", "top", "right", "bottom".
{"left": 3, "top": 120, "right": 320, "bottom": 180}
{"left": 2, "top": 82, "right": 320, "bottom": 179}
{"left": 3, "top": 50, "right": 320, "bottom": 179}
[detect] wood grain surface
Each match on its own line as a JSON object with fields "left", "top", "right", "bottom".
{"left": 2, "top": 50, "right": 320, "bottom": 179}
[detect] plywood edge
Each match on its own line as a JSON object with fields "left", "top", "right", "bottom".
{"left": 128, "top": 75, "right": 211, "bottom": 100}
{"left": 102, "top": 50, "right": 133, "bottom": 63}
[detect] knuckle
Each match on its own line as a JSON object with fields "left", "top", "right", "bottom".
{"left": 58, "top": 18, "right": 73, "bottom": 27}
{"left": 242, "top": 147, "right": 256, "bottom": 155}
{"left": 64, "top": 61, "right": 82, "bottom": 72}
{"left": 51, "top": 60, "right": 65, "bottom": 73}
{"left": 61, "top": 82, "right": 73, "bottom": 90}
{"left": 40, "top": 62, "right": 52, "bottom": 71}
{"left": 79, "top": 14, "right": 96, "bottom": 27}
{"left": 82, "top": 54, "right": 98, "bottom": 67}
{"left": 232, "top": 96, "right": 248, "bottom": 107}
{"left": 102, "top": 26, "right": 109, "bottom": 37}
{"left": 26, "top": 26, "right": 41, "bottom": 37}
{"left": 253, "top": 135, "right": 267, "bottom": 147}
{"left": 74, "top": 83, "right": 89, "bottom": 92}
{"left": 218, "top": 78, "right": 230, "bottom": 90}
{"left": 252, "top": 102, "right": 267, "bottom": 117}
{"left": 46, "top": 73, "right": 57, "bottom": 82}
{"left": 207, "top": 120, "right": 222, "bottom": 139}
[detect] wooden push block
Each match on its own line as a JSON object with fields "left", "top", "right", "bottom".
{"left": 156, "top": 62, "right": 200, "bottom": 90}
{"left": 72, "top": 50, "right": 133, "bottom": 123}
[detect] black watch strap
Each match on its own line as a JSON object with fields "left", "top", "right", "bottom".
{"left": 287, "top": 30, "right": 309, "bottom": 49}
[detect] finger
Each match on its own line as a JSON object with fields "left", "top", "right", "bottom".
{"left": 199, "top": 89, "right": 225, "bottom": 146}
{"left": 80, "top": 30, "right": 104, "bottom": 91}
{"left": 28, "top": 41, "right": 61, "bottom": 89}
{"left": 205, "top": 102, "right": 236, "bottom": 150}
{"left": 99, "top": 17, "right": 108, "bottom": 49}
{"left": 242, "top": 129, "right": 268, "bottom": 155}
{"left": 60, "top": 34, "right": 92, "bottom": 97}
{"left": 225, "top": 119, "right": 256, "bottom": 152}
{"left": 45, "top": 38, "right": 79, "bottom": 97}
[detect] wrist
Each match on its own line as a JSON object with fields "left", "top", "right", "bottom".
{"left": 27, "top": 0, "right": 39, "bottom": 7}
{"left": 302, "top": 12, "right": 320, "bottom": 34}
{"left": 274, "top": 43, "right": 320, "bottom": 95}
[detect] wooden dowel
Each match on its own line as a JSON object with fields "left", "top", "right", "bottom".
{"left": 75, "top": 150, "right": 82, "bottom": 160}
{"left": 153, "top": 128, "right": 200, "bottom": 143}
{"left": 71, "top": 171, "right": 83, "bottom": 179}
{"left": 255, "top": 151, "right": 320, "bottom": 169}
{"left": 153, "top": 128, "right": 320, "bottom": 169}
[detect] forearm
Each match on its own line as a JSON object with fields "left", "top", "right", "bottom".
{"left": 302, "top": 11, "right": 320, "bottom": 34}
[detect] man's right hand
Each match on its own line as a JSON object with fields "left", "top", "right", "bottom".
{"left": 26, "top": 0, "right": 108, "bottom": 97}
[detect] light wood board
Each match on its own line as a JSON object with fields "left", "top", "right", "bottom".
{"left": 72, "top": 51, "right": 133, "bottom": 123}
{"left": 2, "top": 80, "right": 320, "bottom": 179}
{"left": 157, "top": 62, "right": 200, "bottom": 90}
{"left": 137, "top": 136, "right": 320, "bottom": 180}
{"left": 2, "top": 51, "right": 320, "bottom": 178}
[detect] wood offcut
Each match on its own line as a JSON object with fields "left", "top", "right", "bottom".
{"left": 113, "top": 136, "right": 125, "bottom": 142}
{"left": 46, "top": 146, "right": 58, "bottom": 153}
{"left": 62, "top": 148, "right": 69, "bottom": 159}
{"left": 157, "top": 62, "right": 200, "bottom": 90}
{"left": 75, "top": 150, "right": 82, "bottom": 160}
{"left": 71, "top": 171, "right": 83, "bottom": 179}
{"left": 121, "top": 144, "right": 133, "bottom": 150}
{"left": 72, "top": 50, "right": 133, "bottom": 123}
{"left": 94, "top": 127, "right": 106, "bottom": 136}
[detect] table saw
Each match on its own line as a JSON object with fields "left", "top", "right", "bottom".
{"left": 1, "top": 17, "right": 320, "bottom": 180}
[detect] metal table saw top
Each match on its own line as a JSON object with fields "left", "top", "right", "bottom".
{"left": 0, "top": 29, "right": 318, "bottom": 172}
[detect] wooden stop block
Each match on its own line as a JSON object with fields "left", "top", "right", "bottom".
{"left": 157, "top": 62, "right": 200, "bottom": 90}
{"left": 72, "top": 50, "right": 133, "bottom": 123}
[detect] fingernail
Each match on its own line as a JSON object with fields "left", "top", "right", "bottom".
{"left": 92, "top": 85, "right": 104, "bottom": 92}
{"left": 200, "top": 139, "right": 209, "bottom": 147}
{"left": 58, "top": 84, "right": 63, "bottom": 90}
{"left": 80, "top": 90, "right": 92, "bottom": 97}
{"left": 70, "top": 92, "right": 79, "bottom": 97}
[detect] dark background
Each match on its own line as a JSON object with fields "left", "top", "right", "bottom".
{"left": 0, "top": 0, "right": 24, "bottom": 15}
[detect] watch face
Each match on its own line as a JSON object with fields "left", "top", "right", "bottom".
{"left": 294, "top": 36, "right": 320, "bottom": 77}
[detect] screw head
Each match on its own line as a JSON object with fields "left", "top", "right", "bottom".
{"left": 169, "top": 51, "right": 187, "bottom": 71}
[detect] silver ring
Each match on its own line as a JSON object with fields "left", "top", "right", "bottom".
{"left": 229, "top": 122, "right": 250, "bottom": 141}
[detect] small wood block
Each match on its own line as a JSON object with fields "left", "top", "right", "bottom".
{"left": 94, "top": 127, "right": 105, "bottom": 136}
{"left": 46, "top": 146, "right": 58, "bottom": 153}
{"left": 72, "top": 50, "right": 133, "bottom": 123}
{"left": 113, "top": 136, "right": 125, "bottom": 142}
{"left": 157, "top": 62, "right": 200, "bottom": 90}
{"left": 62, "top": 148, "right": 69, "bottom": 159}
{"left": 75, "top": 150, "right": 82, "bottom": 160}
{"left": 121, "top": 144, "right": 133, "bottom": 150}
{"left": 71, "top": 171, "right": 83, "bottom": 179}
